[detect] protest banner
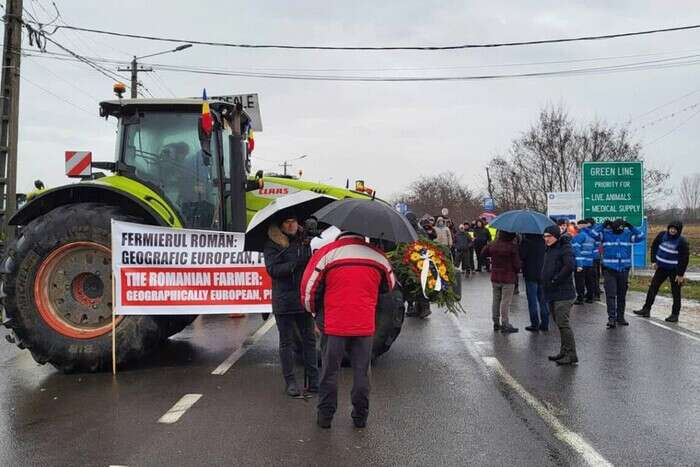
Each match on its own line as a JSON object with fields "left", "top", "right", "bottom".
{"left": 111, "top": 220, "right": 272, "bottom": 315}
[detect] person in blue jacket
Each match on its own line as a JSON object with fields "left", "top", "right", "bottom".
{"left": 633, "top": 221, "right": 690, "bottom": 322}
{"left": 571, "top": 219, "right": 597, "bottom": 304}
{"left": 591, "top": 218, "right": 645, "bottom": 328}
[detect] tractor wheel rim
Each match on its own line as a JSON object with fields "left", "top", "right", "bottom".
{"left": 34, "top": 241, "right": 122, "bottom": 339}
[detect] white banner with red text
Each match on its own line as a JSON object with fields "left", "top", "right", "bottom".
{"left": 111, "top": 220, "right": 272, "bottom": 315}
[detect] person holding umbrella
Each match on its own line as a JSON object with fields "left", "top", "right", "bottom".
{"left": 302, "top": 198, "right": 413, "bottom": 429}
{"left": 246, "top": 191, "right": 336, "bottom": 397}
{"left": 481, "top": 231, "right": 521, "bottom": 333}
{"left": 264, "top": 211, "right": 319, "bottom": 397}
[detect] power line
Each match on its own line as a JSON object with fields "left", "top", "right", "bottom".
{"left": 643, "top": 106, "right": 700, "bottom": 147}
{"left": 24, "top": 54, "right": 102, "bottom": 101}
{"left": 21, "top": 49, "right": 700, "bottom": 82}
{"left": 47, "top": 22, "right": 700, "bottom": 52}
{"left": 19, "top": 74, "right": 94, "bottom": 115}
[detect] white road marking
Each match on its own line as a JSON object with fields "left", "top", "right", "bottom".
{"left": 157, "top": 394, "right": 202, "bottom": 424}
{"left": 635, "top": 317, "right": 700, "bottom": 344}
{"left": 211, "top": 316, "right": 276, "bottom": 375}
{"left": 591, "top": 300, "right": 700, "bottom": 344}
{"left": 482, "top": 357, "right": 613, "bottom": 467}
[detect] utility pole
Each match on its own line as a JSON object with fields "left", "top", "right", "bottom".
{"left": 485, "top": 167, "right": 495, "bottom": 202}
{"left": 279, "top": 154, "right": 307, "bottom": 177}
{"left": 118, "top": 57, "right": 153, "bottom": 98}
{"left": 279, "top": 161, "right": 291, "bottom": 176}
{"left": 118, "top": 45, "right": 192, "bottom": 99}
{"left": 0, "top": 0, "right": 24, "bottom": 244}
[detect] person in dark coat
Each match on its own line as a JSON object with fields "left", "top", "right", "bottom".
{"left": 473, "top": 220, "right": 493, "bottom": 272}
{"left": 263, "top": 213, "right": 319, "bottom": 397}
{"left": 481, "top": 231, "right": 520, "bottom": 333}
{"left": 454, "top": 224, "right": 474, "bottom": 274}
{"left": 520, "top": 233, "right": 549, "bottom": 332}
{"left": 541, "top": 225, "right": 578, "bottom": 365}
{"left": 634, "top": 221, "right": 690, "bottom": 322}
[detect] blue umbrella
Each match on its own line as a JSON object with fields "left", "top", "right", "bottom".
{"left": 489, "top": 210, "right": 556, "bottom": 235}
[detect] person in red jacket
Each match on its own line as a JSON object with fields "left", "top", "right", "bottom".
{"left": 481, "top": 231, "right": 521, "bottom": 333}
{"left": 300, "top": 232, "right": 395, "bottom": 429}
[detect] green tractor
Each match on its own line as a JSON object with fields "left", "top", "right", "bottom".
{"left": 1, "top": 98, "right": 404, "bottom": 372}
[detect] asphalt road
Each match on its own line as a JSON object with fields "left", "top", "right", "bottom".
{"left": 1, "top": 273, "right": 699, "bottom": 467}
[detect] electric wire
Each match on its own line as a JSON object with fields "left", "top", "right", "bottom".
{"left": 44, "top": 22, "right": 700, "bottom": 51}
{"left": 643, "top": 106, "right": 700, "bottom": 146}
{"left": 19, "top": 49, "right": 700, "bottom": 82}
{"left": 19, "top": 74, "right": 94, "bottom": 116}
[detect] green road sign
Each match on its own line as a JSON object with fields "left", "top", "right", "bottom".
{"left": 582, "top": 161, "right": 644, "bottom": 226}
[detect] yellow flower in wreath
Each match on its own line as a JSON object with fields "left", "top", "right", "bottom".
{"left": 439, "top": 265, "right": 447, "bottom": 276}
{"left": 428, "top": 278, "right": 436, "bottom": 288}
{"left": 410, "top": 252, "right": 421, "bottom": 262}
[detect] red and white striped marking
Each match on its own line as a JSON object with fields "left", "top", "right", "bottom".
{"left": 65, "top": 151, "right": 92, "bottom": 177}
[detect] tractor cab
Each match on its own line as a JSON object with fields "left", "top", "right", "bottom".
{"left": 99, "top": 99, "right": 252, "bottom": 232}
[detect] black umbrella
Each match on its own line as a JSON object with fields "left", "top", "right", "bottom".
{"left": 245, "top": 191, "right": 335, "bottom": 251}
{"left": 312, "top": 198, "right": 418, "bottom": 243}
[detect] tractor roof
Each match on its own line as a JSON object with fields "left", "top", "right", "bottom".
{"left": 99, "top": 98, "right": 248, "bottom": 119}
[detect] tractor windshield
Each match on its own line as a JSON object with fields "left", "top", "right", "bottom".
{"left": 122, "top": 111, "right": 220, "bottom": 230}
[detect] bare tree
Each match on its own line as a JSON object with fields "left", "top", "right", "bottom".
{"left": 488, "top": 105, "right": 670, "bottom": 212}
{"left": 394, "top": 172, "right": 482, "bottom": 222}
{"left": 679, "top": 174, "right": 700, "bottom": 221}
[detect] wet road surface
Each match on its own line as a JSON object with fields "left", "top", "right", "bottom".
{"left": 1, "top": 273, "right": 699, "bottom": 466}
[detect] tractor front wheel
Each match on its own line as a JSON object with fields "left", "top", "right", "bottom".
{"left": 2, "top": 203, "right": 163, "bottom": 372}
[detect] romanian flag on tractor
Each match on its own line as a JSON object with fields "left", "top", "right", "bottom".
{"left": 201, "top": 89, "right": 213, "bottom": 135}
{"left": 247, "top": 128, "right": 255, "bottom": 153}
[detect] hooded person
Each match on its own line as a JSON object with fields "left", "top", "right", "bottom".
{"left": 434, "top": 217, "right": 453, "bottom": 249}
{"left": 263, "top": 210, "right": 319, "bottom": 397}
{"left": 541, "top": 225, "right": 578, "bottom": 365}
{"left": 591, "top": 218, "right": 645, "bottom": 328}
{"left": 634, "top": 221, "right": 690, "bottom": 322}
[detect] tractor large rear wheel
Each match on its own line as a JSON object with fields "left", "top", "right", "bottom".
{"left": 2, "top": 203, "right": 167, "bottom": 372}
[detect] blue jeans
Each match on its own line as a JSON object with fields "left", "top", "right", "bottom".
{"left": 525, "top": 280, "right": 549, "bottom": 330}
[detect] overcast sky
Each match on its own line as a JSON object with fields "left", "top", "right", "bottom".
{"left": 9, "top": 0, "right": 700, "bottom": 207}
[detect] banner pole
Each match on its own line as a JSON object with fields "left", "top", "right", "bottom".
{"left": 112, "top": 277, "right": 116, "bottom": 375}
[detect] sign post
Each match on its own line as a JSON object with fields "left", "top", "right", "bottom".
{"left": 582, "top": 161, "right": 645, "bottom": 270}
{"left": 110, "top": 220, "right": 274, "bottom": 373}
{"left": 582, "top": 161, "right": 644, "bottom": 226}
{"left": 546, "top": 192, "right": 582, "bottom": 222}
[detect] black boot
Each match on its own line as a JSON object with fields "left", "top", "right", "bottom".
{"left": 500, "top": 324, "right": 519, "bottom": 333}
{"left": 573, "top": 297, "right": 584, "bottom": 305}
{"left": 606, "top": 319, "right": 616, "bottom": 329}
{"left": 493, "top": 322, "right": 501, "bottom": 331}
{"left": 633, "top": 307, "right": 650, "bottom": 318}
{"left": 556, "top": 355, "right": 579, "bottom": 365}
{"left": 617, "top": 318, "right": 629, "bottom": 326}
{"left": 317, "top": 414, "right": 332, "bottom": 429}
{"left": 285, "top": 380, "right": 301, "bottom": 397}
{"left": 548, "top": 353, "right": 565, "bottom": 361}
{"left": 665, "top": 314, "right": 679, "bottom": 323}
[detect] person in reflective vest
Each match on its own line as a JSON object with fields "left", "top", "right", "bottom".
{"left": 633, "top": 221, "right": 689, "bottom": 322}
{"left": 591, "top": 219, "right": 645, "bottom": 328}
{"left": 571, "top": 219, "right": 597, "bottom": 304}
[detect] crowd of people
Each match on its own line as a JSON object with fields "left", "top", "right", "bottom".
{"left": 261, "top": 205, "right": 692, "bottom": 428}
{"left": 479, "top": 217, "right": 690, "bottom": 366}
{"left": 413, "top": 214, "right": 497, "bottom": 274}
